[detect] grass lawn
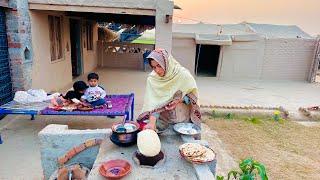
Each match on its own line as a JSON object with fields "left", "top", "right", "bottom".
{"left": 131, "top": 39, "right": 155, "bottom": 45}
{"left": 203, "top": 112, "right": 320, "bottom": 179}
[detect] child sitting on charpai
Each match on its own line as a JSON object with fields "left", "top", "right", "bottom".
{"left": 81, "top": 72, "right": 107, "bottom": 108}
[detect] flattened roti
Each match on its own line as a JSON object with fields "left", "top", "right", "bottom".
{"left": 188, "top": 147, "right": 216, "bottom": 162}
{"left": 179, "top": 143, "right": 207, "bottom": 157}
{"left": 179, "top": 143, "right": 216, "bottom": 163}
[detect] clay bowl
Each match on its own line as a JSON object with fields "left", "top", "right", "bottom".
{"left": 110, "top": 121, "right": 140, "bottom": 147}
{"left": 99, "top": 159, "right": 132, "bottom": 179}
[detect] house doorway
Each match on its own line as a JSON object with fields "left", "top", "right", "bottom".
{"left": 195, "top": 44, "right": 220, "bottom": 76}
{"left": 70, "top": 19, "right": 83, "bottom": 77}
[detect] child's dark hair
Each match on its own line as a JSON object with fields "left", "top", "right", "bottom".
{"left": 73, "top": 81, "right": 88, "bottom": 92}
{"left": 64, "top": 91, "right": 78, "bottom": 100}
{"left": 88, "top": 72, "right": 99, "bottom": 81}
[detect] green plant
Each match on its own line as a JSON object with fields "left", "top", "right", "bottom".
{"left": 212, "top": 109, "right": 216, "bottom": 117}
{"left": 217, "top": 158, "right": 268, "bottom": 180}
{"left": 226, "top": 113, "right": 235, "bottom": 119}
{"left": 272, "top": 110, "right": 282, "bottom": 121}
{"left": 244, "top": 117, "right": 261, "bottom": 124}
{"left": 216, "top": 175, "right": 225, "bottom": 180}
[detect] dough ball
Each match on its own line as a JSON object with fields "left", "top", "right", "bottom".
{"left": 137, "top": 129, "right": 161, "bottom": 157}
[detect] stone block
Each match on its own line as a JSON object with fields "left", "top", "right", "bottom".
{"left": 38, "top": 124, "right": 111, "bottom": 179}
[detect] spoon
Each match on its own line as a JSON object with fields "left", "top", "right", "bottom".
{"left": 115, "top": 115, "right": 127, "bottom": 133}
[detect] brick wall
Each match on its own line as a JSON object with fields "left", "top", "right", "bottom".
{"left": 6, "top": 0, "right": 33, "bottom": 91}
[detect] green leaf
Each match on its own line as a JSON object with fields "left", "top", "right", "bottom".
{"left": 239, "top": 158, "right": 253, "bottom": 173}
{"left": 216, "top": 175, "right": 225, "bottom": 180}
{"left": 253, "top": 162, "right": 268, "bottom": 180}
{"left": 240, "top": 174, "right": 254, "bottom": 180}
{"left": 228, "top": 170, "right": 240, "bottom": 180}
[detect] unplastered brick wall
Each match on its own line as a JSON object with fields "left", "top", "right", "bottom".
{"left": 6, "top": 0, "right": 33, "bottom": 91}
{"left": 38, "top": 124, "right": 111, "bottom": 180}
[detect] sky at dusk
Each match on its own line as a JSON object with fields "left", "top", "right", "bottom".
{"left": 173, "top": 0, "right": 319, "bottom": 36}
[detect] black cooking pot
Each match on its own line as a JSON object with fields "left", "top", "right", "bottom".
{"left": 110, "top": 121, "right": 140, "bottom": 147}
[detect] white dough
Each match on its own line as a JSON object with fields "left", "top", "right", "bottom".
{"left": 137, "top": 129, "right": 161, "bottom": 157}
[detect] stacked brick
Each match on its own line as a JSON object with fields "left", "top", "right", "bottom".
{"left": 5, "top": 0, "right": 33, "bottom": 91}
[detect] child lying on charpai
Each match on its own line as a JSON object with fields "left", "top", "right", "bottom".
{"left": 50, "top": 81, "right": 92, "bottom": 111}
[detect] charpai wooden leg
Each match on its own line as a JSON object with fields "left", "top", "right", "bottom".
{"left": 31, "top": 114, "right": 35, "bottom": 120}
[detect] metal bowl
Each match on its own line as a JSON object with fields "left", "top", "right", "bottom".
{"left": 110, "top": 121, "right": 140, "bottom": 147}
{"left": 173, "top": 123, "right": 201, "bottom": 135}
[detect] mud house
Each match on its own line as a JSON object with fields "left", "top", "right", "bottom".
{"left": 1, "top": 0, "right": 173, "bottom": 99}
{"left": 172, "top": 22, "right": 318, "bottom": 81}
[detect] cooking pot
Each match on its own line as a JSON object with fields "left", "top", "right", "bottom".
{"left": 110, "top": 121, "right": 140, "bottom": 147}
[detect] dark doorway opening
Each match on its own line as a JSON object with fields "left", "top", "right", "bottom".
{"left": 70, "top": 19, "right": 83, "bottom": 77}
{"left": 195, "top": 44, "right": 220, "bottom": 77}
{"left": 0, "top": 8, "right": 13, "bottom": 106}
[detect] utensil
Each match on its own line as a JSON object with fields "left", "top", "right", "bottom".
{"left": 110, "top": 133, "right": 137, "bottom": 147}
{"left": 173, "top": 123, "right": 201, "bottom": 135}
{"left": 115, "top": 115, "right": 127, "bottom": 133}
{"left": 106, "top": 100, "right": 113, "bottom": 109}
{"left": 110, "top": 121, "right": 140, "bottom": 147}
{"left": 99, "top": 159, "right": 132, "bottom": 179}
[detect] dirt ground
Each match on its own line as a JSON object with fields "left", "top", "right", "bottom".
{"left": 204, "top": 115, "right": 320, "bottom": 180}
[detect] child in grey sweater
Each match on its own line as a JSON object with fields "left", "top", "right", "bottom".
{"left": 81, "top": 73, "right": 106, "bottom": 107}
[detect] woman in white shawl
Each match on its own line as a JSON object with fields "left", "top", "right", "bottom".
{"left": 137, "top": 49, "right": 201, "bottom": 132}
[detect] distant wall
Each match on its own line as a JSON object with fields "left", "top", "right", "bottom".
{"left": 31, "top": 10, "right": 100, "bottom": 92}
{"left": 171, "top": 36, "right": 316, "bottom": 81}
{"left": 172, "top": 37, "right": 196, "bottom": 75}
{"left": 261, "top": 39, "right": 316, "bottom": 81}
{"left": 98, "top": 41, "right": 154, "bottom": 70}
{"left": 82, "top": 22, "right": 99, "bottom": 74}
{"left": 38, "top": 124, "right": 110, "bottom": 180}
{"left": 30, "top": 11, "right": 72, "bottom": 92}
{"left": 219, "top": 40, "right": 265, "bottom": 80}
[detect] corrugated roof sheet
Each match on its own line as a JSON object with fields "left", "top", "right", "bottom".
{"left": 247, "top": 23, "right": 313, "bottom": 39}
{"left": 173, "top": 23, "right": 255, "bottom": 35}
{"left": 173, "top": 22, "right": 314, "bottom": 39}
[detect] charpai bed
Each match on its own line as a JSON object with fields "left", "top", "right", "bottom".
{"left": 0, "top": 94, "right": 134, "bottom": 144}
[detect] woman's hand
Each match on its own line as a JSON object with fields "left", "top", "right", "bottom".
{"left": 143, "top": 123, "right": 155, "bottom": 130}
{"left": 143, "top": 115, "right": 156, "bottom": 130}
{"left": 165, "top": 99, "right": 183, "bottom": 111}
